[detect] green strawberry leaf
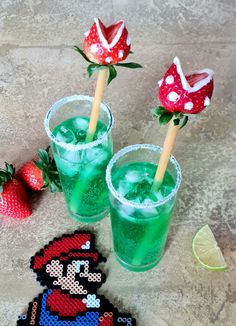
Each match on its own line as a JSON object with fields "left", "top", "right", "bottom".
{"left": 180, "top": 115, "right": 189, "bottom": 129}
{"left": 115, "top": 62, "right": 142, "bottom": 69}
{"left": 159, "top": 112, "right": 173, "bottom": 125}
{"left": 74, "top": 46, "right": 92, "bottom": 63}
{"left": 173, "top": 118, "right": 180, "bottom": 126}
{"left": 129, "top": 50, "right": 134, "bottom": 54}
{"left": 49, "top": 177, "right": 62, "bottom": 192}
{"left": 107, "top": 65, "right": 117, "bottom": 85}
{"left": 152, "top": 106, "right": 166, "bottom": 119}
{"left": 33, "top": 160, "right": 44, "bottom": 171}
{"left": 42, "top": 170, "right": 50, "bottom": 187}
{"left": 87, "top": 64, "right": 107, "bottom": 78}
{"left": 5, "top": 162, "right": 15, "bottom": 176}
{"left": 38, "top": 149, "right": 50, "bottom": 165}
{"left": 0, "top": 171, "right": 7, "bottom": 179}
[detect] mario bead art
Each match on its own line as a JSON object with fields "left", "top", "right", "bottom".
{"left": 17, "top": 231, "right": 136, "bottom": 326}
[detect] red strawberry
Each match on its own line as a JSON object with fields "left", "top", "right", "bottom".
{"left": 16, "top": 147, "right": 62, "bottom": 192}
{"left": 16, "top": 160, "right": 44, "bottom": 191}
{"left": 158, "top": 56, "right": 214, "bottom": 114}
{"left": 83, "top": 18, "right": 131, "bottom": 65}
{"left": 0, "top": 163, "right": 32, "bottom": 219}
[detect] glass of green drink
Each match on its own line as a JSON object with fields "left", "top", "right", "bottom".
{"left": 44, "top": 95, "right": 113, "bottom": 223}
{"left": 106, "top": 144, "right": 181, "bottom": 272}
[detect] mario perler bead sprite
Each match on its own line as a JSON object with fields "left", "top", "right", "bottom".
{"left": 17, "top": 231, "right": 136, "bottom": 326}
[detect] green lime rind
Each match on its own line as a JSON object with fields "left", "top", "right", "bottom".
{"left": 192, "top": 224, "right": 228, "bottom": 271}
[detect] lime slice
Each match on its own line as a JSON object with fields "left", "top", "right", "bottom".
{"left": 192, "top": 224, "right": 228, "bottom": 271}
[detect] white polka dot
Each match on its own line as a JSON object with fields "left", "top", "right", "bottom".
{"left": 204, "top": 96, "right": 210, "bottom": 106}
{"left": 126, "top": 36, "right": 131, "bottom": 46}
{"left": 118, "top": 50, "right": 124, "bottom": 58}
{"left": 184, "top": 102, "right": 193, "bottom": 111}
{"left": 90, "top": 44, "right": 98, "bottom": 53}
{"left": 166, "top": 75, "right": 174, "bottom": 84}
{"left": 105, "top": 57, "right": 112, "bottom": 63}
{"left": 167, "top": 91, "right": 179, "bottom": 102}
{"left": 158, "top": 78, "right": 163, "bottom": 86}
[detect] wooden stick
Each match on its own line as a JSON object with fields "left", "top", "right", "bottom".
{"left": 86, "top": 68, "right": 108, "bottom": 143}
{"left": 153, "top": 119, "right": 179, "bottom": 189}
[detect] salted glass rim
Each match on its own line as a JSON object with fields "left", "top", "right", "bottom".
{"left": 44, "top": 95, "right": 113, "bottom": 150}
{"left": 106, "top": 144, "right": 182, "bottom": 209}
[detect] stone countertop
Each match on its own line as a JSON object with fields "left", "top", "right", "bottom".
{"left": 0, "top": 1, "right": 236, "bottom": 325}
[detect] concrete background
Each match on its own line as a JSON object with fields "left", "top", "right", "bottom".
{"left": 0, "top": 0, "right": 236, "bottom": 325}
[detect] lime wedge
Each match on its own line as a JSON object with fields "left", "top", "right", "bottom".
{"left": 192, "top": 224, "right": 228, "bottom": 271}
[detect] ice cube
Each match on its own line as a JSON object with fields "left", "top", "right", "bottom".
{"left": 117, "top": 180, "right": 133, "bottom": 197}
{"left": 85, "top": 147, "right": 109, "bottom": 165}
{"left": 54, "top": 154, "right": 79, "bottom": 177}
{"left": 125, "top": 170, "right": 142, "bottom": 183}
{"left": 55, "top": 126, "right": 77, "bottom": 144}
{"left": 142, "top": 198, "right": 158, "bottom": 217}
{"left": 73, "top": 117, "right": 89, "bottom": 131}
{"left": 118, "top": 203, "right": 135, "bottom": 218}
{"left": 96, "top": 128, "right": 106, "bottom": 139}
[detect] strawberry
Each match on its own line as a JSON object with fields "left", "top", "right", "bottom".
{"left": 0, "top": 162, "right": 32, "bottom": 219}
{"left": 83, "top": 18, "right": 130, "bottom": 65}
{"left": 74, "top": 18, "right": 142, "bottom": 85}
{"left": 158, "top": 56, "right": 214, "bottom": 114}
{"left": 16, "top": 147, "right": 62, "bottom": 192}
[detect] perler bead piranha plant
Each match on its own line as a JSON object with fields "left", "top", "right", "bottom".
{"left": 17, "top": 231, "right": 136, "bottom": 326}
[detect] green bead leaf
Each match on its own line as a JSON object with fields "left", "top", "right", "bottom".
{"left": 87, "top": 64, "right": 107, "bottom": 78}
{"left": 74, "top": 46, "right": 92, "bottom": 63}
{"left": 107, "top": 65, "right": 117, "bottom": 85}
{"left": 115, "top": 62, "right": 142, "bottom": 68}
{"left": 180, "top": 115, "right": 189, "bottom": 129}
{"left": 159, "top": 112, "right": 173, "bottom": 125}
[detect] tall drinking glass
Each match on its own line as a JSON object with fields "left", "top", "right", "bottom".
{"left": 106, "top": 144, "right": 181, "bottom": 272}
{"left": 44, "top": 95, "right": 113, "bottom": 223}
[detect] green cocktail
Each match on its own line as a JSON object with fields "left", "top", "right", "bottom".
{"left": 44, "top": 95, "right": 113, "bottom": 222}
{"left": 106, "top": 144, "right": 181, "bottom": 272}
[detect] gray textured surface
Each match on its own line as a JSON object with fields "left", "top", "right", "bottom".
{"left": 0, "top": 1, "right": 236, "bottom": 325}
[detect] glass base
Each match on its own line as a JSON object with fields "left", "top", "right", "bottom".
{"left": 115, "top": 253, "right": 162, "bottom": 272}
{"left": 68, "top": 208, "right": 109, "bottom": 223}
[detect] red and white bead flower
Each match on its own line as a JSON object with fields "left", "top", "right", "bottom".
{"left": 158, "top": 56, "right": 214, "bottom": 114}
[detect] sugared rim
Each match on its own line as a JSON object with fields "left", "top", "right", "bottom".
{"left": 106, "top": 144, "right": 182, "bottom": 208}
{"left": 44, "top": 95, "right": 114, "bottom": 150}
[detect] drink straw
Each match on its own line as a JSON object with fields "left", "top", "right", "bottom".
{"left": 152, "top": 118, "right": 179, "bottom": 190}
{"left": 85, "top": 68, "right": 109, "bottom": 143}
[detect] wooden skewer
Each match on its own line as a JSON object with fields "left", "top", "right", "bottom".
{"left": 153, "top": 119, "right": 179, "bottom": 189}
{"left": 85, "top": 68, "right": 108, "bottom": 143}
